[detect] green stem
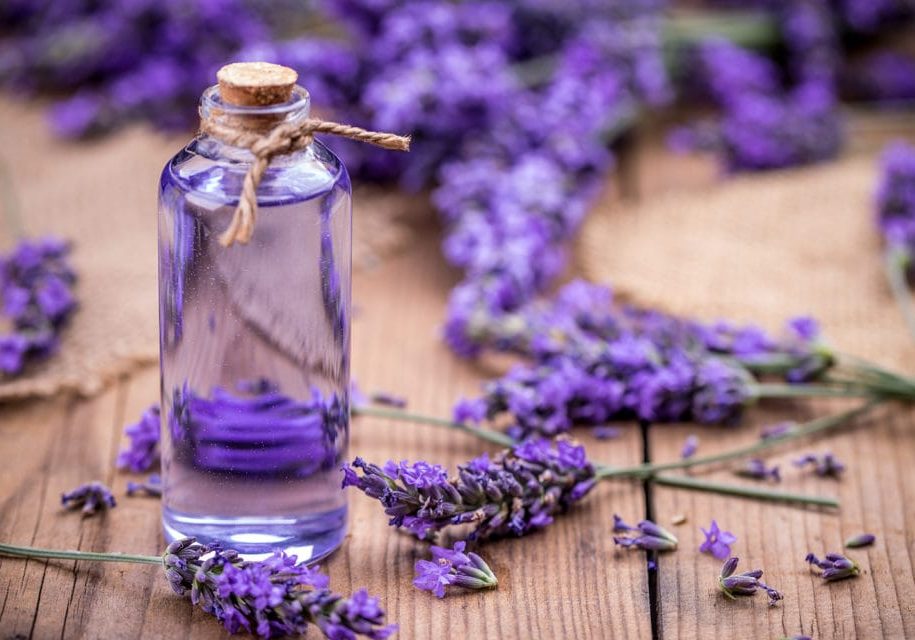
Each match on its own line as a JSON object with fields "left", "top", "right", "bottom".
{"left": 597, "top": 400, "right": 877, "bottom": 479}
{"left": 352, "top": 406, "right": 516, "bottom": 447}
{"left": 663, "top": 9, "right": 780, "bottom": 51}
{"left": 0, "top": 542, "right": 161, "bottom": 565}
{"left": 650, "top": 475, "right": 838, "bottom": 508}
{"left": 750, "top": 383, "right": 874, "bottom": 399}
{"left": 882, "top": 249, "right": 915, "bottom": 347}
{"left": 359, "top": 404, "right": 861, "bottom": 507}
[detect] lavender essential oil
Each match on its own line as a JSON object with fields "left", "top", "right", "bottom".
{"left": 157, "top": 63, "right": 352, "bottom": 560}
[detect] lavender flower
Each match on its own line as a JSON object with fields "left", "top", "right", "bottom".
{"left": 794, "top": 452, "right": 845, "bottom": 477}
{"left": 117, "top": 405, "right": 161, "bottom": 472}
{"left": 805, "top": 552, "right": 860, "bottom": 581}
{"left": 845, "top": 533, "right": 876, "bottom": 549}
{"left": 162, "top": 538, "right": 395, "bottom": 638}
{"left": 61, "top": 481, "right": 116, "bottom": 516}
{"left": 699, "top": 520, "right": 736, "bottom": 560}
{"left": 449, "top": 280, "right": 831, "bottom": 439}
{"left": 343, "top": 437, "right": 596, "bottom": 541}
{"left": 413, "top": 541, "right": 497, "bottom": 598}
{"left": 681, "top": 434, "right": 699, "bottom": 459}
{"left": 0, "top": 237, "right": 77, "bottom": 376}
{"left": 717, "top": 557, "right": 783, "bottom": 606}
{"left": 613, "top": 518, "right": 678, "bottom": 552}
{"left": 127, "top": 474, "right": 162, "bottom": 498}
{"left": 735, "top": 458, "right": 781, "bottom": 483}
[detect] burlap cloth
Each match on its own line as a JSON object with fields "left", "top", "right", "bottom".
{"left": 0, "top": 97, "right": 422, "bottom": 402}
{"left": 578, "top": 116, "right": 915, "bottom": 371}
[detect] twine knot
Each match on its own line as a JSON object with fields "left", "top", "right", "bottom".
{"left": 200, "top": 116, "right": 410, "bottom": 247}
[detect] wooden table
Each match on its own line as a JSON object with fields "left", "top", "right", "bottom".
{"left": 1, "top": 119, "right": 914, "bottom": 639}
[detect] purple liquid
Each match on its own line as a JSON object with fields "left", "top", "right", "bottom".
{"left": 157, "top": 112, "right": 352, "bottom": 560}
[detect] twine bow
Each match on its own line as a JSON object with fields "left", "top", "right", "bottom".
{"left": 200, "top": 117, "right": 410, "bottom": 247}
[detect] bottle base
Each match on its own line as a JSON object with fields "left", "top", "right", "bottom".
{"left": 163, "top": 505, "right": 347, "bottom": 562}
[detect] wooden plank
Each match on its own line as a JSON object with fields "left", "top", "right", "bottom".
{"left": 0, "top": 225, "right": 651, "bottom": 638}
{"left": 649, "top": 401, "right": 915, "bottom": 639}
{"left": 0, "top": 383, "right": 121, "bottom": 638}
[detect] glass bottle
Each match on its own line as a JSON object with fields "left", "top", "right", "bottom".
{"left": 157, "top": 69, "right": 351, "bottom": 561}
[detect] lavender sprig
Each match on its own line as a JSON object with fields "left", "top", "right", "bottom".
{"left": 360, "top": 405, "right": 848, "bottom": 507}
{"left": 343, "top": 437, "right": 596, "bottom": 541}
{"left": 61, "top": 481, "right": 116, "bottom": 517}
{"left": 805, "top": 552, "right": 860, "bottom": 582}
{"left": 0, "top": 539, "right": 395, "bottom": 639}
{"left": 163, "top": 538, "right": 396, "bottom": 638}
{"left": 413, "top": 541, "right": 497, "bottom": 598}
{"left": 717, "top": 557, "right": 783, "bottom": 606}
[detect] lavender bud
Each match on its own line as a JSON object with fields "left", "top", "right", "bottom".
{"left": 61, "top": 481, "right": 116, "bottom": 517}
{"left": 844, "top": 533, "right": 876, "bottom": 549}
{"left": 806, "top": 551, "right": 861, "bottom": 582}
{"left": 717, "top": 557, "right": 781, "bottom": 606}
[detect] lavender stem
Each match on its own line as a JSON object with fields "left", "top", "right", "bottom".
{"left": 749, "top": 383, "right": 874, "bottom": 399}
{"left": 597, "top": 401, "right": 877, "bottom": 479}
{"left": 360, "top": 404, "right": 858, "bottom": 507}
{"left": 652, "top": 475, "right": 838, "bottom": 508}
{"left": 0, "top": 542, "right": 161, "bottom": 565}
{"left": 352, "top": 405, "right": 516, "bottom": 447}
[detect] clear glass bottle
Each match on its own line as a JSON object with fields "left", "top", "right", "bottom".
{"left": 157, "top": 81, "right": 351, "bottom": 561}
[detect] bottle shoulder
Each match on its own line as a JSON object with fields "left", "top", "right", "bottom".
{"left": 162, "top": 135, "right": 350, "bottom": 207}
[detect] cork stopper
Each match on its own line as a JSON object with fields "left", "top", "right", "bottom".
{"left": 217, "top": 62, "right": 298, "bottom": 107}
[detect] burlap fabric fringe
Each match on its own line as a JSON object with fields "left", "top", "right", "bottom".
{"left": 200, "top": 117, "right": 410, "bottom": 247}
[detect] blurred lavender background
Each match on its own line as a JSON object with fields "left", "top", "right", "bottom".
{"left": 1, "top": 0, "right": 913, "bottom": 358}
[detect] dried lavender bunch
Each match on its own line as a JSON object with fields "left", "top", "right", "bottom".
{"left": 717, "top": 557, "right": 783, "bottom": 606}
{"left": 451, "top": 280, "right": 836, "bottom": 439}
{"left": 0, "top": 237, "right": 77, "bottom": 376}
{"left": 163, "top": 538, "right": 395, "bottom": 639}
{"left": 413, "top": 541, "right": 498, "bottom": 598}
{"left": 805, "top": 552, "right": 860, "bottom": 581}
{"left": 343, "top": 437, "right": 596, "bottom": 541}
{"left": 61, "top": 481, "right": 116, "bottom": 516}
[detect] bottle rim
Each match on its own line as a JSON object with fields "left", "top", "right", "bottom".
{"left": 198, "top": 84, "right": 311, "bottom": 120}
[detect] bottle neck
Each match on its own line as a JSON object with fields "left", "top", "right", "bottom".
{"left": 199, "top": 85, "right": 311, "bottom": 133}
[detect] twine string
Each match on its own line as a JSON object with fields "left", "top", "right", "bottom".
{"left": 200, "top": 117, "right": 410, "bottom": 247}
